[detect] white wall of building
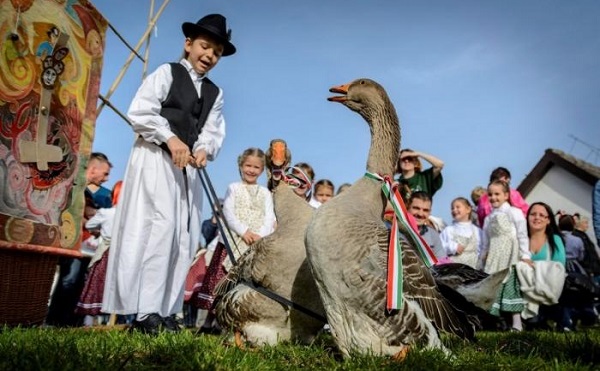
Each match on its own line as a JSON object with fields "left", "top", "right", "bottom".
{"left": 525, "top": 166, "right": 596, "bottom": 241}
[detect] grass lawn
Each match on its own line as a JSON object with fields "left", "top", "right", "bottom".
{"left": 1, "top": 326, "right": 599, "bottom": 370}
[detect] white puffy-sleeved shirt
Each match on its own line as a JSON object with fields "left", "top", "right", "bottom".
{"left": 127, "top": 58, "right": 226, "bottom": 159}
{"left": 440, "top": 221, "right": 485, "bottom": 256}
{"left": 86, "top": 207, "right": 116, "bottom": 239}
{"left": 482, "top": 202, "right": 531, "bottom": 260}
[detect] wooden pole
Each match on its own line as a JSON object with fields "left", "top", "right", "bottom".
{"left": 141, "top": 0, "right": 155, "bottom": 80}
{"left": 96, "top": 0, "right": 171, "bottom": 117}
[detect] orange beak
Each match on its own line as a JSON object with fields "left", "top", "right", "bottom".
{"left": 328, "top": 83, "right": 350, "bottom": 102}
{"left": 270, "top": 141, "right": 287, "bottom": 167}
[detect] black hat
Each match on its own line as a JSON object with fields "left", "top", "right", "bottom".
{"left": 182, "top": 14, "right": 236, "bottom": 56}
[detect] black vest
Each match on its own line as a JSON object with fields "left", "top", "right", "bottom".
{"left": 159, "top": 63, "right": 219, "bottom": 153}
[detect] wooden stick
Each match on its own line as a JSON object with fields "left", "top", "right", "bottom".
{"left": 96, "top": 0, "right": 171, "bottom": 117}
{"left": 141, "top": 0, "right": 155, "bottom": 80}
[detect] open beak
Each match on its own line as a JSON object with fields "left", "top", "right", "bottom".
{"left": 328, "top": 83, "right": 350, "bottom": 102}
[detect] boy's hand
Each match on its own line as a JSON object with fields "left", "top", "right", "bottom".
{"left": 166, "top": 137, "right": 190, "bottom": 169}
{"left": 190, "top": 149, "right": 208, "bottom": 168}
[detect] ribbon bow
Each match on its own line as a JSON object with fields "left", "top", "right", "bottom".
{"left": 364, "top": 172, "right": 438, "bottom": 310}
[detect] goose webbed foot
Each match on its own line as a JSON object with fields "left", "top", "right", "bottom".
{"left": 391, "top": 345, "right": 410, "bottom": 362}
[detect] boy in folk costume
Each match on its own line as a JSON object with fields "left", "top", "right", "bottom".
{"left": 102, "top": 14, "right": 236, "bottom": 334}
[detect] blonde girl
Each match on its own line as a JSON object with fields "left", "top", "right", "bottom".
{"left": 440, "top": 197, "right": 484, "bottom": 268}
{"left": 195, "top": 147, "right": 275, "bottom": 332}
{"left": 480, "top": 180, "right": 530, "bottom": 273}
{"left": 481, "top": 180, "right": 531, "bottom": 331}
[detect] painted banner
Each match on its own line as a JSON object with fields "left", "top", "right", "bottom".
{"left": 0, "top": 0, "right": 107, "bottom": 255}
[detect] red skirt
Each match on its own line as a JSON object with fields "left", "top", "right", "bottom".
{"left": 184, "top": 252, "right": 208, "bottom": 302}
{"left": 75, "top": 251, "right": 109, "bottom": 316}
{"left": 192, "top": 242, "right": 228, "bottom": 310}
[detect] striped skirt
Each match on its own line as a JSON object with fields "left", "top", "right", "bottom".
{"left": 490, "top": 266, "right": 525, "bottom": 315}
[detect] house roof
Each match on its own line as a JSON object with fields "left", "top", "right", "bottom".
{"left": 517, "top": 148, "right": 600, "bottom": 197}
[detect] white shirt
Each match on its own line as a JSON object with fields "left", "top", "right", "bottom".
{"left": 127, "top": 59, "right": 226, "bottom": 159}
{"left": 440, "top": 221, "right": 485, "bottom": 256}
{"left": 86, "top": 207, "right": 116, "bottom": 239}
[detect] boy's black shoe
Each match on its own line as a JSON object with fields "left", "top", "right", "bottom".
{"left": 132, "top": 313, "right": 163, "bottom": 335}
{"left": 162, "top": 315, "right": 182, "bottom": 333}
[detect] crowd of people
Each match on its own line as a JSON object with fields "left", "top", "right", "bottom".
{"left": 43, "top": 13, "right": 600, "bottom": 338}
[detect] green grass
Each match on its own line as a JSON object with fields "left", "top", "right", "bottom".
{"left": 0, "top": 327, "right": 599, "bottom": 370}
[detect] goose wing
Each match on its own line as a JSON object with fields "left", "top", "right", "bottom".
{"left": 397, "top": 230, "right": 478, "bottom": 339}
{"left": 349, "top": 223, "right": 477, "bottom": 338}
{"left": 431, "top": 263, "right": 489, "bottom": 287}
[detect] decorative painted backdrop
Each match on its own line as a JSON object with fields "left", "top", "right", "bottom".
{"left": 0, "top": 0, "right": 107, "bottom": 254}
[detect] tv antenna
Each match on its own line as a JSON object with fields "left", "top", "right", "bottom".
{"left": 568, "top": 134, "right": 600, "bottom": 165}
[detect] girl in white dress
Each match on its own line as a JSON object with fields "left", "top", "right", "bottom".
{"left": 440, "top": 197, "right": 485, "bottom": 269}
{"left": 480, "top": 181, "right": 530, "bottom": 274}
{"left": 195, "top": 147, "right": 275, "bottom": 332}
{"left": 480, "top": 180, "right": 531, "bottom": 331}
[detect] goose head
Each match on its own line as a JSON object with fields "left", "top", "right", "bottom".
{"left": 328, "top": 78, "right": 400, "bottom": 176}
{"left": 328, "top": 79, "right": 395, "bottom": 122}
{"left": 265, "top": 138, "right": 292, "bottom": 190}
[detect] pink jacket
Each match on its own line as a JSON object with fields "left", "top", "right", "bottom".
{"left": 477, "top": 189, "right": 529, "bottom": 226}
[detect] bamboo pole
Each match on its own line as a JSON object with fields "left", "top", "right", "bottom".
{"left": 96, "top": 0, "right": 171, "bottom": 117}
{"left": 141, "top": 0, "right": 155, "bottom": 80}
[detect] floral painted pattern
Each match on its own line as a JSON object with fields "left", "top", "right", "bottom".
{"left": 0, "top": 0, "right": 107, "bottom": 250}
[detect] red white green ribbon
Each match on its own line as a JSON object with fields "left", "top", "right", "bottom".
{"left": 364, "top": 172, "right": 438, "bottom": 310}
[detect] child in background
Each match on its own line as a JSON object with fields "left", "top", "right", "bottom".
{"left": 194, "top": 147, "right": 275, "bottom": 333}
{"left": 470, "top": 186, "right": 486, "bottom": 226}
{"left": 336, "top": 183, "right": 351, "bottom": 195}
{"left": 310, "top": 179, "right": 335, "bottom": 208}
{"left": 477, "top": 167, "right": 528, "bottom": 226}
{"left": 470, "top": 186, "right": 486, "bottom": 208}
{"left": 481, "top": 180, "right": 531, "bottom": 273}
{"left": 440, "top": 197, "right": 484, "bottom": 269}
{"left": 481, "top": 180, "right": 531, "bottom": 331}
{"left": 289, "top": 162, "right": 315, "bottom": 203}
{"left": 76, "top": 181, "right": 123, "bottom": 326}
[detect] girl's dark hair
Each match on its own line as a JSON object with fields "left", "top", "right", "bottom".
{"left": 527, "top": 202, "right": 564, "bottom": 257}
{"left": 313, "top": 179, "right": 334, "bottom": 193}
{"left": 490, "top": 167, "right": 511, "bottom": 183}
{"left": 558, "top": 214, "right": 575, "bottom": 232}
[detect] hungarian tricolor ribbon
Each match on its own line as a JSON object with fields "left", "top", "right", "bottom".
{"left": 364, "top": 172, "right": 438, "bottom": 310}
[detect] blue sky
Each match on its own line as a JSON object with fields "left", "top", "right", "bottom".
{"left": 91, "top": 0, "right": 599, "bottom": 223}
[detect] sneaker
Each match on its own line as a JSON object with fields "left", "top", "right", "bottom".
{"left": 162, "top": 315, "right": 182, "bottom": 333}
{"left": 132, "top": 313, "right": 163, "bottom": 335}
